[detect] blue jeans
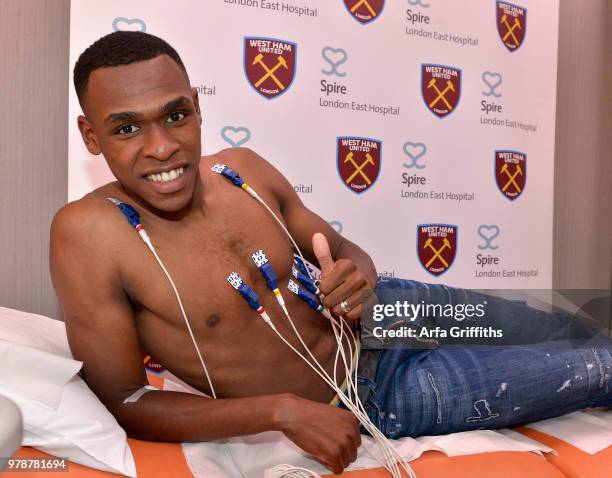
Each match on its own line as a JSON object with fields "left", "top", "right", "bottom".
{"left": 357, "top": 278, "right": 612, "bottom": 438}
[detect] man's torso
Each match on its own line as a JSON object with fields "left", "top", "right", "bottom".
{"left": 85, "top": 150, "right": 347, "bottom": 403}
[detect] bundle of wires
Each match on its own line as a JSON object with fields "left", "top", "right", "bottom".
{"left": 108, "top": 164, "right": 417, "bottom": 478}
{"left": 213, "top": 164, "right": 416, "bottom": 478}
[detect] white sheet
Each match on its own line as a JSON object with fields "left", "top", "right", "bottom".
{"left": 182, "top": 428, "right": 553, "bottom": 478}
{"left": 182, "top": 409, "right": 612, "bottom": 478}
{"left": 160, "top": 366, "right": 612, "bottom": 477}
{"left": 527, "top": 410, "right": 612, "bottom": 455}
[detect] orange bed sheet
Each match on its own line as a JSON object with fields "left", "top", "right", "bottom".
{"left": 10, "top": 437, "right": 582, "bottom": 478}
{"left": 9, "top": 375, "right": 611, "bottom": 478}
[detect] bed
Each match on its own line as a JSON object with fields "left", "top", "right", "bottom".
{"left": 12, "top": 433, "right": 612, "bottom": 478}
{"left": 2, "top": 306, "right": 610, "bottom": 478}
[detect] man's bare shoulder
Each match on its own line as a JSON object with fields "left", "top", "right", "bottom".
{"left": 51, "top": 182, "right": 131, "bottom": 245}
{"left": 206, "top": 147, "right": 271, "bottom": 173}
{"left": 204, "top": 148, "right": 288, "bottom": 189}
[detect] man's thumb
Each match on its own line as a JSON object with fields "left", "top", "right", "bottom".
{"left": 312, "top": 233, "right": 335, "bottom": 276}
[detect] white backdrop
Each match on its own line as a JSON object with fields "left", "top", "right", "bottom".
{"left": 68, "top": 0, "right": 559, "bottom": 288}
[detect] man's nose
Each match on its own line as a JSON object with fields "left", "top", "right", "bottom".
{"left": 142, "top": 124, "right": 180, "bottom": 161}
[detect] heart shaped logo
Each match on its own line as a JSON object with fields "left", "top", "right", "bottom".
{"left": 477, "top": 225, "right": 500, "bottom": 250}
{"left": 112, "top": 17, "right": 147, "bottom": 33}
{"left": 402, "top": 142, "right": 427, "bottom": 169}
{"left": 481, "top": 71, "right": 503, "bottom": 97}
{"left": 321, "top": 47, "right": 348, "bottom": 77}
{"left": 221, "top": 126, "right": 251, "bottom": 148}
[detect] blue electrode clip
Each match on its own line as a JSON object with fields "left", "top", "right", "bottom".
{"left": 107, "top": 198, "right": 142, "bottom": 229}
{"left": 292, "top": 265, "right": 318, "bottom": 295}
{"left": 211, "top": 163, "right": 245, "bottom": 188}
{"left": 288, "top": 280, "right": 323, "bottom": 312}
{"left": 227, "top": 272, "right": 261, "bottom": 311}
{"left": 251, "top": 250, "right": 278, "bottom": 291}
{"left": 293, "top": 256, "right": 311, "bottom": 275}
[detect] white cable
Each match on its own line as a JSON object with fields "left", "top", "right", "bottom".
{"left": 245, "top": 187, "right": 417, "bottom": 478}
{"left": 154, "top": 169, "right": 415, "bottom": 477}
{"left": 139, "top": 231, "right": 216, "bottom": 399}
{"left": 246, "top": 188, "right": 313, "bottom": 282}
{"left": 138, "top": 231, "right": 248, "bottom": 478}
{"left": 272, "top": 262, "right": 407, "bottom": 475}
{"left": 275, "top": 289, "right": 405, "bottom": 477}
{"left": 264, "top": 464, "right": 322, "bottom": 478}
{"left": 135, "top": 206, "right": 363, "bottom": 478}
{"left": 277, "top": 302, "right": 405, "bottom": 478}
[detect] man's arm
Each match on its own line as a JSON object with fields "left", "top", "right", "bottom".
{"left": 231, "top": 148, "right": 378, "bottom": 319}
{"left": 49, "top": 200, "right": 360, "bottom": 473}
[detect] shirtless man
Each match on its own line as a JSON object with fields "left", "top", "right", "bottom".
{"left": 51, "top": 31, "right": 369, "bottom": 473}
{"left": 51, "top": 31, "right": 612, "bottom": 476}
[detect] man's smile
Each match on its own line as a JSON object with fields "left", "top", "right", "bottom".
{"left": 142, "top": 164, "right": 190, "bottom": 194}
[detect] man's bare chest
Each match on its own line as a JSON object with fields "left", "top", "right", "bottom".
{"left": 118, "top": 186, "right": 295, "bottom": 332}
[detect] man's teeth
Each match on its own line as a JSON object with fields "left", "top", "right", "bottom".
{"left": 147, "top": 167, "right": 185, "bottom": 183}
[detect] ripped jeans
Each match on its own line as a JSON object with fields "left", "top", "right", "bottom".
{"left": 357, "top": 278, "right": 612, "bottom": 438}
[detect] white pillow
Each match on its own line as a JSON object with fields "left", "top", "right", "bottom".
{"left": 0, "top": 377, "right": 136, "bottom": 477}
{"left": 0, "top": 306, "right": 72, "bottom": 358}
{"left": 0, "top": 340, "right": 81, "bottom": 408}
{"left": 0, "top": 307, "right": 136, "bottom": 477}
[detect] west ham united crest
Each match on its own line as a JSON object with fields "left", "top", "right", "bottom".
{"left": 496, "top": 1, "right": 527, "bottom": 52}
{"left": 244, "top": 37, "right": 296, "bottom": 99}
{"left": 337, "top": 137, "right": 381, "bottom": 194}
{"left": 495, "top": 150, "right": 526, "bottom": 201}
{"left": 417, "top": 224, "right": 458, "bottom": 276}
{"left": 421, "top": 64, "right": 461, "bottom": 119}
{"left": 343, "top": 0, "right": 385, "bottom": 25}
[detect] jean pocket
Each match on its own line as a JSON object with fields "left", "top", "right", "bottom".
{"left": 355, "top": 375, "right": 386, "bottom": 433}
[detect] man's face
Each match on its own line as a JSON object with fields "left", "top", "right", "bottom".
{"left": 78, "top": 55, "right": 202, "bottom": 213}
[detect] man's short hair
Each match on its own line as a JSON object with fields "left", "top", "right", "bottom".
{"left": 73, "top": 31, "right": 188, "bottom": 106}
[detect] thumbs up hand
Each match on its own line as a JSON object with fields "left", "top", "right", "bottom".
{"left": 312, "top": 232, "right": 370, "bottom": 321}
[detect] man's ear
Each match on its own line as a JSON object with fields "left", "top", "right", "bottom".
{"left": 77, "top": 115, "right": 102, "bottom": 155}
{"left": 191, "top": 87, "right": 203, "bottom": 125}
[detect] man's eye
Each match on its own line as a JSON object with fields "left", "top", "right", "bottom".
{"left": 117, "top": 125, "right": 140, "bottom": 135}
{"left": 167, "top": 112, "right": 186, "bottom": 123}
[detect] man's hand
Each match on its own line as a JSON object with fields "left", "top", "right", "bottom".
{"left": 276, "top": 394, "right": 361, "bottom": 474}
{"left": 313, "top": 233, "right": 375, "bottom": 321}
{"left": 234, "top": 149, "right": 378, "bottom": 312}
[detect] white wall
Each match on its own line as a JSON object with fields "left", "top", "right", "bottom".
{"left": 0, "top": 0, "right": 609, "bottom": 319}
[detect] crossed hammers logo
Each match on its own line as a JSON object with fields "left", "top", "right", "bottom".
{"left": 500, "top": 163, "right": 523, "bottom": 193}
{"left": 427, "top": 78, "right": 455, "bottom": 110}
{"left": 423, "top": 237, "right": 452, "bottom": 269}
{"left": 350, "top": 0, "right": 377, "bottom": 17}
{"left": 500, "top": 13, "right": 522, "bottom": 46}
{"left": 344, "top": 151, "right": 374, "bottom": 185}
{"left": 252, "top": 53, "right": 288, "bottom": 90}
